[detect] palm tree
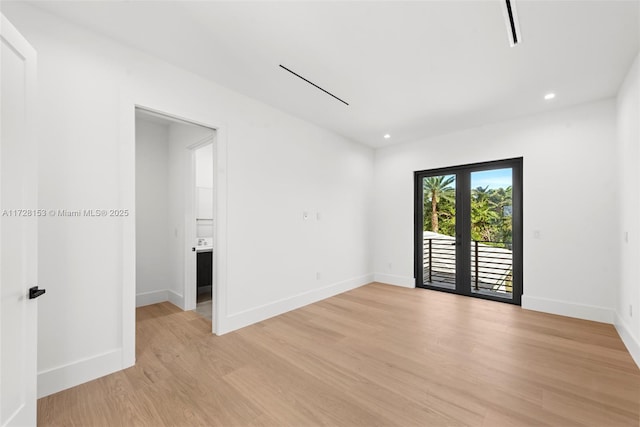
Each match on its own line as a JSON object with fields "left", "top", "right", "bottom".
{"left": 472, "top": 186, "right": 492, "bottom": 204}
{"left": 423, "top": 175, "right": 455, "bottom": 233}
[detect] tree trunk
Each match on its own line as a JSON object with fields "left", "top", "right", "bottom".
{"left": 431, "top": 191, "right": 438, "bottom": 233}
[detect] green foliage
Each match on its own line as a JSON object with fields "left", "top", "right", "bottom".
{"left": 423, "top": 179, "right": 512, "bottom": 245}
{"left": 423, "top": 175, "right": 455, "bottom": 235}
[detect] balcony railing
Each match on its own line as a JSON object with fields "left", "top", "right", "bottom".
{"left": 423, "top": 234, "right": 513, "bottom": 295}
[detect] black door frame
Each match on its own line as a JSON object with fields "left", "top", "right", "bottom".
{"left": 414, "top": 157, "right": 523, "bottom": 305}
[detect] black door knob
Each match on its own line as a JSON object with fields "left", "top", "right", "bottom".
{"left": 28, "top": 286, "right": 46, "bottom": 299}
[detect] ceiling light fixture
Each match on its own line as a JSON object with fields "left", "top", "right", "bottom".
{"left": 279, "top": 64, "right": 349, "bottom": 106}
{"left": 501, "top": 0, "right": 522, "bottom": 47}
{"left": 384, "top": 134, "right": 391, "bottom": 139}
{"left": 544, "top": 93, "right": 556, "bottom": 100}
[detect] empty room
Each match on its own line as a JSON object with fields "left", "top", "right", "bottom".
{"left": 1, "top": 0, "right": 639, "bottom": 426}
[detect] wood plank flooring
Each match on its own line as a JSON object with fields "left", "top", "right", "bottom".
{"left": 37, "top": 283, "right": 640, "bottom": 426}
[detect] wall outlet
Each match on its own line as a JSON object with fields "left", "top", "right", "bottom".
{"left": 630, "top": 305, "right": 633, "bottom": 317}
{"left": 533, "top": 230, "right": 541, "bottom": 239}
{"left": 388, "top": 262, "right": 392, "bottom": 271}
{"left": 303, "top": 211, "right": 309, "bottom": 220}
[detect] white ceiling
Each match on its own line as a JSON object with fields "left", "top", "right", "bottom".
{"left": 26, "top": 0, "right": 640, "bottom": 148}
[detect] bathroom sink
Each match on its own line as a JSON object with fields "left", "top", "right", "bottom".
{"left": 194, "top": 237, "right": 213, "bottom": 252}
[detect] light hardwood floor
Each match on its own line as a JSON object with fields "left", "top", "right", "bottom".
{"left": 38, "top": 283, "right": 640, "bottom": 426}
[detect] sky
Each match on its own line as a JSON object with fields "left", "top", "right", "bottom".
{"left": 470, "top": 168, "right": 512, "bottom": 190}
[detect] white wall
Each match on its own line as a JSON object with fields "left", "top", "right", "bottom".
{"left": 135, "top": 119, "right": 172, "bottom": 307}
{"left": 195, "top": 143, "right": 214, "bottom": 188}
{"left": 2, "top": 3, "right": 374, "bottom": 397}
{"left": 196, "top": 143, "right": 214, "bottom": 238}
{"left": 374, "top": 99, "right": 619, "bottom": 323}
{"left": 616, "top": 52, "right": 640, "bottom": 366}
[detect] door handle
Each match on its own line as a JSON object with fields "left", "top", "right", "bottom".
{"left": 28, "top": 286, "right": 46, "bottom": 299}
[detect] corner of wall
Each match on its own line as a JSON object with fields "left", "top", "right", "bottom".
{"left": 168, "top": 290, "right": 185, "bottom": 310}
{"left": 135, "top": 289, "right": 184, "bottom": 309}
{"left": 220, "top": 274, "right": 374, "bottom": 334}
{"left": 522, "top": 294, "right": 615, "bottom": 324}
{"left": 135, "top": 290, "right": 169, "bottom": 307}
{"left": 615, "top": 311, "right": 640, "bottom": 368}
{"left": 373, "top": 273, "right": 415, "bottom": 288}
{"left": 615, "top": 51, "right": 640, "bottom": 369}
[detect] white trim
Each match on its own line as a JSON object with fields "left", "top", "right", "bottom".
{"left": 136, "top": 290, "right": 169, "bottom": 307}
{"left": 614, "top": 312, "right": 640, "bottom": 369}
{"left": 168, "top": 290, "right": 184, "bottom": 309}
{"left": 188, "top": 134, "right": 214, "bottom": 150}
{"left": 37, "top": 349, "right": 122, "bottom": 398}
{"left": 119, "top": 97, "right": 136, "bottom": 370}
{"left": 213, "top": 125, "right": 228, "bottom": 335}
{"left": 184, "top": 140, "right": 198, "bottom": 312}
{"left": 373, "top": 273, "right": 415, "bottom": 288}
{"left": 135, "top": 290, "right": 184, "bottom": 309}
{"left": 521, "top": 294, "right": 614, "bottom": 324}
{"left": 221, "top": 274, "right": 374, "bottom": 334}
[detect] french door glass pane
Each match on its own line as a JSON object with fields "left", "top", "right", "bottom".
{"left": 422, "top": 174, "right": 456, "bottom": 289}
{"left": 469, "top": 168, "right": 513, "bottom": 299}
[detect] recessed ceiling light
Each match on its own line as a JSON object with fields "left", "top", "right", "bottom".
{"left": 544, "top": 93, "right": 556, "bottom": 100}
{"left": 383, "top": 134, "right": 391, "bottom": 139}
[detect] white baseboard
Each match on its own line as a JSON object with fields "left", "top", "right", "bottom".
{"left": 136, "top": 290, "right": 168, "bottom": 307}
{"left": 221, "top": 274, "right": 374, "bottom": 334}
{"left": 614, "top": 312, "right": 640, "bottom": 369}
{"left": 38, "top": 276, "right": 367, "bottom": 397}
{"left": 374, "top": 273, "right": 415, "bottom": 288}
{"left": 136, "top": 289, "right": 184, "bottom": 309}
{"left": 37, "top": 349, "right": 122, "bottom": 398}
{"left": 41, "top": 290, "right": 185, "bottom": 398}
{"left": 168, "top": 290, "right": 184, "bottom": 310}
{"left": 522, "top": 295, "right": 614, "bottom": 324}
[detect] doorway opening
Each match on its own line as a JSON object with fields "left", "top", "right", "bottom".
{"left": 414, "top": 158, "right": 523, "bottom": 305}
{"left": 134, "top": 107, "right": 216, "bottom": 324}
{"left": 193, "top": 142, "right": 214, "bottom": 321}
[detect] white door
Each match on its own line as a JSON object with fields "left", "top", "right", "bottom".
{"left": 0, "top": 13, "right": 39, "bottom": 427}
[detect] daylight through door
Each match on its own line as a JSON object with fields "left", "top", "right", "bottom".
{"left": 415, "top": 158, "right": 522, "bottom": 304}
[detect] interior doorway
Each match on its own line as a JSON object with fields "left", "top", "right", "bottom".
{"left": 193, "top": 142, "right": 214, "bottom": 321}
{"left": 134, "top": 107, "right": 216, "bottom": 323}
{"left": 414, "top": 158, "right": 523, "bottom": 305}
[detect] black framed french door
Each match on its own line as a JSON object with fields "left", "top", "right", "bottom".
{"left": 414, "top": 158, "right": 523, "bottom": 305}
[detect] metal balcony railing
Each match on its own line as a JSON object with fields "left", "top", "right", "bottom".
{"left": 423, "top": 238, "right": 457, "bottom": 286}
{"left": 423, "top": 234, "right": 513, "bottom": 295}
